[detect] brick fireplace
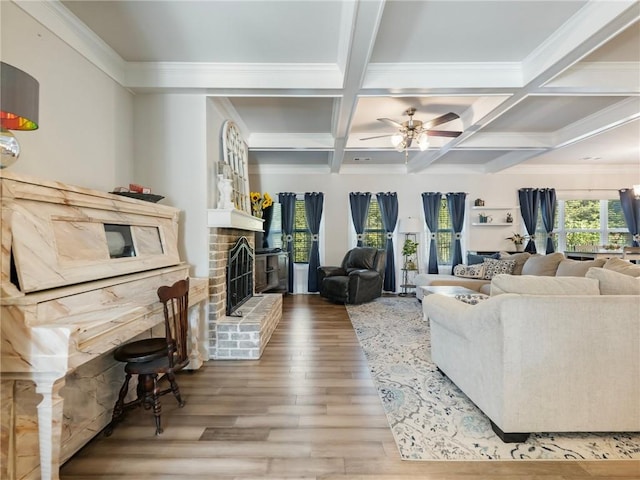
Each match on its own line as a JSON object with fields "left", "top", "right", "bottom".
{"left": 207, "top": 222, "right": 282, "bottom": 359}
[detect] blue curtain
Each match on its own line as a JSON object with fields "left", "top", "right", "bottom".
{"left": 518, "top": 188, "right": 539, "bottom": 253}
{"left": 446, "top": 193, "right": 467, "bottom": 274}
{"left": 539, "top": 188, "right": 556, "bottom": 254}
{"left": 619, "top": 188, "right": 640, "bottom": 247}
{"left": 421, "top": 192, "right": 441, "bottom": 274}
{"left": 304, "top": 192, "right": 324, "bottom": 292}
{"left": 349, "top": 192, "right": 371, "bottom": 247}
{"left": 278, "top": 192, "right": 297, "bottom": 293}
{"left": 377, "top": 192, "right": 398, "bottom": 292}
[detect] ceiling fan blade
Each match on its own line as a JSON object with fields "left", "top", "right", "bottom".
{"left": 361, "top": 134, "right": 394, "bottom": 140}
{"left": 425, "top": 129, "right": 462, "bottom": 138}
{"left": 377, "top": 117, "right": 403, "bottom": 128}
{"left": 422, "top": 112, "right": 460, "bottom": 130}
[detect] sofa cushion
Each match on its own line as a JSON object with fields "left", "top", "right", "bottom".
{"left": 498, "top": 251, "right": 531, "bottom": 275}
{"left": 521, "top": 252, "right": 565, "bottom": 276}
{"left": 490, "top": 274, "right": 600, "bottom": 296}
{"left": 454, "top": 293, "right": 490, "bottom": 304}
{"left": 467, "top": 252, "right": 499, "bottom": 265}
{"left": 453, "top": 263, "right": 486, "bottom": 279}
{"left": 556, "top": 258, "right": 606, "bottom": 277}
{"left": 603, "top": 257, "right": 640, "bottom": 277}
{"left": 586, "top": 267, "right": 640, "bottom": 295}
{"left": 482, "top": 258, "right": 516, "bottom": 279}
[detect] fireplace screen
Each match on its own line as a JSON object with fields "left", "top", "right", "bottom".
{"left": 226, "top": 236, "right": 254, "bottom": 316}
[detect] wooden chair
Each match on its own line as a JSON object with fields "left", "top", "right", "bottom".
{"left": 105, "top": 278, "right": 190, "bottom": 435}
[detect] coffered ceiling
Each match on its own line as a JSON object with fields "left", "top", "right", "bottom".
{"left": 21, "top": 0, "right": 640, "bottom": 174}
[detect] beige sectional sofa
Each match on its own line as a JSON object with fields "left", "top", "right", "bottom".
{"left": 422, "top": 259, "right": 640, "bottom": 442}
{"left": 414, "top": 251, "right": 606, "bottom": 300}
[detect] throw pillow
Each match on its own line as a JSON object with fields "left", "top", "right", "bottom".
{"left": 603, "top": 257, "right": 640, "bottom": 278}
{"left": 586, "top": 267, "right": 640, "bottom": 295}
{"left": 490, "top": 274, "right": 600, "bottom": 296}
{"left": 467, "top": 252, "right": 499, "bottom": 265}
{"left": 498, "top": 251, "right": 531, "bottom": 275}
{"left": 454, "top": 293, "right": 490, "bottom": 305}
{"left": 482, "top": 258, "right": 516, "bottom": 279}
{"left": 453, "top": 263, "right": 486, "bottom": 279}
{"left": 521, "top": 252, "right": 565, "bottom": 276}
{"left": 556, "top": 258, "right": 606, "bottom": 277}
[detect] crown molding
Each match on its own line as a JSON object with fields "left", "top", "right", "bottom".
{"left": 364, "top": 62, "right": 522, "bottom": 89}
{"left": 13, "top": 0, "right": 127, "bottom": 85}
{"left": 248, "top": 164, "right": 331, "bottom": 175}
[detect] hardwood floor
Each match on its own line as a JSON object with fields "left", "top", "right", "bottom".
{"left": 61, "top": 294, "right": 639, "bottom": 479}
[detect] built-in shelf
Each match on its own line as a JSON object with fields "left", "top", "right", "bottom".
{"left": 471, "top": 222, "right": 517, "bottom": 226}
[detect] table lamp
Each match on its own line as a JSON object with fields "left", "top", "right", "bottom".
{"left": 1, "top": 62, "right": 39, "bottom": 168}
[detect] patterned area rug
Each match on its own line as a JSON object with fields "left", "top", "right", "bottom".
{"left": 346, "top": 296, "right": 640, "bottom": 460}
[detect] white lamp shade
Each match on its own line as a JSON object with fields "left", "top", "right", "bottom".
{"left": 398, "top": 217, "right": 422, "bottom": 234}
{"left": 417, "top": 132, "right": 429, "bottom": 151}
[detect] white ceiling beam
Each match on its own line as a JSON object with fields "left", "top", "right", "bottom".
{"left": 543, "top": 62, "right": 640, "bottom": 93}
{"left": 483, "top": 150, "right": 549, "bottom": 174}
{"left": 330, "top": 0, "right": 386, "bottom": 173}
{"left": 524, "top": 0, "right": 640, "bottom": 86}
{"left": 553, "top": 96, "right": 640, "bottom": 148}
{"left": 247, "top": 133, "right": 334, "bottom": 150}
{"left": 126, "top": 63, "right": 343, "bottom": 90}
{"left": 364, "top": 62, "right": 522, "bottom": 89}
{"left": 409, "top": 1, "right": 640, "bottom": 174}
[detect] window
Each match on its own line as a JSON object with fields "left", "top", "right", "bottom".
{"left": 436, "top": 197, "right": 452, "bottom": 264}
{"left": 363, "top": 199, "right": 385, "bottom": 249}
{"left": 292, "top": 199, "right": 311, "bottom": 263}
{"left": 556, "top": 199, "right": 630, "bottom": 250}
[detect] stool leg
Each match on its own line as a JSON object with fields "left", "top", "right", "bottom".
{"left": 151, "top": 374, "right": 163, "bottom": 435}
{"left": 104, "top": 372, "right": 132, "bottom": 436}
{"left": 166, "top": 371, "right": 185, "bottom": 407}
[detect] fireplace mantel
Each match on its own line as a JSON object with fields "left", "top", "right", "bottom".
{"left": 207, "top": 208, "right": 263, "bottom": 231}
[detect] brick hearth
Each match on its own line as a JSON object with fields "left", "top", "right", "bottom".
{"left": 207, "top": 227, "right": 282, "bottom": 359}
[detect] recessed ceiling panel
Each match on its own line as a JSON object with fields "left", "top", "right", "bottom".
{"left": 229, "top": 98, "right": 334, "bottom": 133}
{"left": 482, "top": 96, "right": 631, "bottom": 132}
{"left": 62, "top": 1, "right": 342, "bottom": 62}
{"left": 372, "top": 1, "right": 587, "bottom": 63}
{"left": 582, "top": 21, "right": 640, "bottom": 62}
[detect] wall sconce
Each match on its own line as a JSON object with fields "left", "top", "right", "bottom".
{"left": 1, "top": 62, "right": 40, "bottom": 168}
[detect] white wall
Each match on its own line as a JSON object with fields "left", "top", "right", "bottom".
{"left": 251, "top": 170, "right": 635, "bottom": 289}
{"left": 1, "top": 2, "right": 133, "bottom": 190}
{"left": 133, "top": 94, "right": 209, "bottom": 277}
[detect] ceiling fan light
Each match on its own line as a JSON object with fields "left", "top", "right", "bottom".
{"left": 417, "top": 132, "right": 429, "bottom": 151}
{"left": 394, "top": 141, "right": 406, "bottom": 153}
{"left": 391, "top": 133, "right": 404, "bottom": 148}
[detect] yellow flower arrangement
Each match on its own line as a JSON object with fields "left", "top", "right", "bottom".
{"left": 250, "top": 191, "right": 273, "bottom": 218}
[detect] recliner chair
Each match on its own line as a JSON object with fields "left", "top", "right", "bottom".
{"left": 318, "top": 247, "right": 386, "bottom": 304}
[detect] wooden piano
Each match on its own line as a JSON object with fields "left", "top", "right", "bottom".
{"left": 0, "top": 172, "right": 209, "bottom": 480}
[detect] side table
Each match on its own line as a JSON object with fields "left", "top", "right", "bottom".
{"left": 399, "top": 267, "right": 418, "bottom": 296}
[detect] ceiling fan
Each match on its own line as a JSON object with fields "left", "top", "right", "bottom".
{"left": 361, "top": 107, "right": 462, "bottom": 157}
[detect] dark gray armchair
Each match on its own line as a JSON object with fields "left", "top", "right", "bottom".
{"left": 317, "top": 247, "right": 386, "bottom": 304}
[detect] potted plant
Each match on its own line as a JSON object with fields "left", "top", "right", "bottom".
{"left": 402, "top": 238, "right": 419, "bottom": 270}
{"left": 506, "top": 233, "right": 527, "bottom": 252}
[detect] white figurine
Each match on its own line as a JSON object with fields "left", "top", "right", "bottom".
{"left": 217, "top": 174, "right": 233, "bottom": 209}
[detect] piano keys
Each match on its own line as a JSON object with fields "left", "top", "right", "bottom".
{"left": 0, "top": 171, "right": 209, "bottom": 480}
